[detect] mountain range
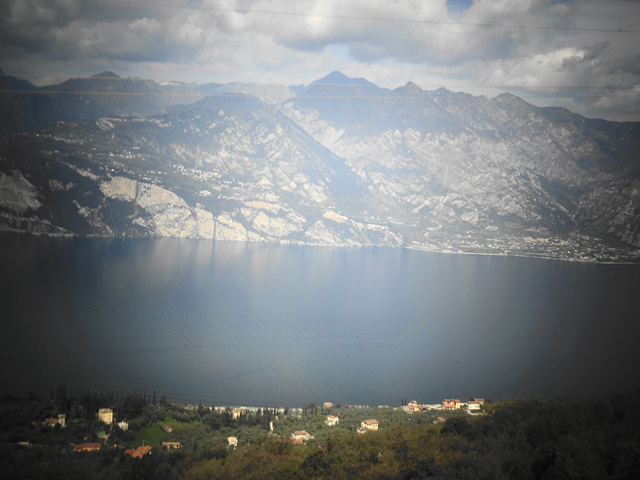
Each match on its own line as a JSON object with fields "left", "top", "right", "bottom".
{"left": 1, "top": 68, "right": 639, "bottom": 262}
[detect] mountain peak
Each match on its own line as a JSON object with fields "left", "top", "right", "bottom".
{"left": 394, "top": 81, "right": 424, "bottom": 95}
{"left": 493, "top": 92, "right": 532, "bottom": 109}
{"left": 494, "top": 92, "right": 520, "bottom": 102}
{"left": 92, "top": 71, "right": 121, "bottom": 79}
{"left": 310, "top": 71, "right": 375, "bottom": 87}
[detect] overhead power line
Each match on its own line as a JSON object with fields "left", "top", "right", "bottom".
{"left": 86, "top": 0, "right": 640, "bottom": 34}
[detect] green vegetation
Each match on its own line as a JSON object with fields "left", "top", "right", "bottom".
{"left": 135, "top": 418, "right": 171, "bottom": 447}
{"left": 1, "top": 391, "right": 639, "bottom": 479}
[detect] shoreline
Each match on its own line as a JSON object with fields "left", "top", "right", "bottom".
{"left": 2, "top": 226, "right": 639, "bottom": 265}
{"left": 2, "top": 226, "right": 639, "bottom": 264}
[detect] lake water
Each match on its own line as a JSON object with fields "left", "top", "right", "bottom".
{"left": 1, "top": 233, "right": 639, "bottom": 406}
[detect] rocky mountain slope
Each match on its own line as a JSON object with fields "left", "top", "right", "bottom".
{"left": 1, "top": 69, "right": 639, "bottom": 262}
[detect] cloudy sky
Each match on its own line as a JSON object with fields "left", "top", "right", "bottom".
{"left": 1, "top": 0, "right": 639, "bottom": 121}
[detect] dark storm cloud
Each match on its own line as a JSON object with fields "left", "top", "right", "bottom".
{"left": 1, "top": 0, "right": 177, "bottom": 60}
{"left": 617, "top": 54, "right": 640, "bottom": 76}
{"left": 561, "top": 42, "right": 610, "bottom": 72}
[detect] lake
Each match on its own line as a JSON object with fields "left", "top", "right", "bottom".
{"left": 1, "top": 233, "right": 639, "bottom": 406}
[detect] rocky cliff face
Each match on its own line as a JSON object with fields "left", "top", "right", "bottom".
{"left": 280, "top": 75, "right": 640, "bottom": 255}
{"left": 1, "top": 71, "right": 639, "bottom": 262}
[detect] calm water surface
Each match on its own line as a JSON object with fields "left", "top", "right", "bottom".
{"left": 1, "top": 233, "right": 639, "bottom": 406}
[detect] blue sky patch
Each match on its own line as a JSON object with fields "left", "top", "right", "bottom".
{"left": 447, "top": 0, "right": 473, "bottom": 14}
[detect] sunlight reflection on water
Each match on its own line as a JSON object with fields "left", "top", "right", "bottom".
{"left": 2, "top": 233, "right": 639, "bottom": 405}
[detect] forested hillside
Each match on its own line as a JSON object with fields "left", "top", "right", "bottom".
{"left": 1, "top": 393, "right": 638, "bottom": 479}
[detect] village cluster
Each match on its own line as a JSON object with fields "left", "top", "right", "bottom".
{"left": 41, "top": 398, "right": 484, "bottom": 454}
{"left": 287, "top": 398, "right": 485, "bottom": 445}
{"left": 404, "top": 398, "right": 485, "bottom": 414}
{"left": 42, "top": 407, "right": 179, "bottom": 458}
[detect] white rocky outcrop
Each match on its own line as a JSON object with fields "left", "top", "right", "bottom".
{"left": 0, "top": 170, "right": 42, "bottom": 213}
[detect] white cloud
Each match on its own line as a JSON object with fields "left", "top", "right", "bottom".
{"left": 0, "top": 0, "right": 638, "bottom": 120}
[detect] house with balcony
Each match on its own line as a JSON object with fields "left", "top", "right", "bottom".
{"left": 326, "top": 414, "right": 339, "bottom": 426}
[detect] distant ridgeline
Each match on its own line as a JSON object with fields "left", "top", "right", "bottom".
{"left": 1, "top": 69, "right": 640, "bottom": 262}
{"left": 1, "top": 390, "right": 639, "bottom": 479}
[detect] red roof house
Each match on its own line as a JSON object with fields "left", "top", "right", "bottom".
{"left": 125, "top": 445, "right": 153, "bottom": 458}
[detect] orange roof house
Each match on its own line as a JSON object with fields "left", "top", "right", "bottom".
{"left": 362, "top": 419, "right": 379, "bottom": 429}
{"left": 468, "top": 400, "right": 482, "bottom": 410}
{"left": 443, "top": 399, "right": 462, "bottom": 410}
{"left": 325, "top": 415, "right": 339, "bottom": 426}
{"left": 357, "top": 419, "right": 379, "bottom": 433}
{"left": 44, "top": 414, "right": 66, "bottom": 428}
{"left": 291, "top": 430, "right": 311, "bottom": 444}
{"left": 125, "top": 446, "right": 153, "bottom": 458}
{"left": 74, "top": 443, "right": 101, "bottom": 453}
